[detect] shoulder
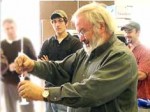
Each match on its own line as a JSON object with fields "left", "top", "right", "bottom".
{"left": 1, "top": 39, "right": 7, "bottom": 47}
{"left": 133, "top": 44, "right": 150, "bottom": 59}
{"left": 22, "top": 37, "right": 32, "bottom": 44}
{"left": 68, "top": 34, "right": 80, "bottom": 41}
{"left": 1, "top": 39, "right": 7, "bottom": 43}
{"left": 138, "top": 44, "right": 150, "bottom": 52}
{"left": 43, "top": 36, "right": 54, "bottom": 45}
{"left": 110, "top": 37, "right": 135, "bottom": 61}
{"left": 48, "top": 36, "right": 55, "bottom": 42}
{"left": 67, "top": 33, "right": 81, "bottom": 45}
{"left": 40, "top": 36, "right": 55, "bottom": 49}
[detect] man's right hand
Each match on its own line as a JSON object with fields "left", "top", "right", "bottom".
{"left": 14, "top": 54, "right": 35, "bottom": 74}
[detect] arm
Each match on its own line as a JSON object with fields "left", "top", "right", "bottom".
{"left": 15, "top": 50, "right": 137, "bottom": 107}
{"left": 24, "top": 38, "right": 37, "bottom": 60}
{"left": 38, "top": 39, "right": 49, "bottom": 59}
{"left": 31, "top": 51, "right": 138, "bottom": 107}
{"left": 32, "top": 53, "right": 78, "bottom": 86}
{"left": 70, "top": 37, "right": 82, "bottom": 54}
{"left": 137, "top": 48, "right": 150, "bottom": 80}
{"left": 17, "top": 51, "right": 81, "bottom": 101}
{"left": 46, "top": 52, "right": 137, "bottom": 107}
{"left": 15, "top": 49, "right": 80, "bottom": 86}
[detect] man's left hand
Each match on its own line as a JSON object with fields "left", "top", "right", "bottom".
{"left": 41, "top": 55, "right": 49, "bottom": 61}
{"left": 18, "top": 80, "right": 44, "bottom": 101}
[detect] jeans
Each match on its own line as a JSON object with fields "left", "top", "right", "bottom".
{"left": 46, "top": 103, "right": 67, "bottom": 112}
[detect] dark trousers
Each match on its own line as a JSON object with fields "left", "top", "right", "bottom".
{"left": 3, "top": 83, "right": 34, "bottom": 112}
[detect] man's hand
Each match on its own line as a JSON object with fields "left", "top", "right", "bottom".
{"left": 9, "top": 63, "right": 15, "bottom": 71}
{"left": 18, "top": 80, "right": 44, "bottom": 100}
{"left": 41, "top": 55, "right": 49, "bottom": 61}
{"left": 138, "top": 71, "right": 147, "bottom": 80}
{"left": 14, "top": 54, "right": 35, "bottom": 74}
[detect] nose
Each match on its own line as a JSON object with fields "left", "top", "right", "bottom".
{"left": 55, "top": 22, "right": 60, "bottom": 27}
{"left": 79, "top": 35, "right": 85, "bottom": 42}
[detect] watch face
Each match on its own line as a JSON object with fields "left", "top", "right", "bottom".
{"left": 42, "top": 90, "right": 49, "bottom": 98}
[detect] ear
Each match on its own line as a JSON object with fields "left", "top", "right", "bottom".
{"left": 50, "top": 20, "right": 53, "bottom": 25}
{"left": 99, "top": 22, "right": 106, "bottom": 33}
{"left": 65, "top": 21, "right": 69, "bottom": 27}
{"left": 136, "top": 30, "right": 140, "bottom": 37}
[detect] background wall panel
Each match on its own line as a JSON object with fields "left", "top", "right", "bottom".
{"left": 40, "top": 1, "right": 114, "bottom": 41}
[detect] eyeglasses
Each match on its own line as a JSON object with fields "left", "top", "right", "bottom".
{"left": 51, "top": 18, "right": 64, "bottom": 24}
{"left": 78, "top": 29, "right": 91, "bottom": 38}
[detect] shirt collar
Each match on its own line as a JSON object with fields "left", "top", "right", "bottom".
{"left": 6, "top": 37, "right": 19, "bottom": 44}
{"left": 53, "top": 32, "right": 71, "bottom": 42}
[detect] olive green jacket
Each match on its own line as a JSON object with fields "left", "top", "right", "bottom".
{"left": 32, "top": 35, "right": 138, "bottom": 112}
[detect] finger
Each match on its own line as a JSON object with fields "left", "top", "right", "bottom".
{"left": 22, "top": 55, "right": 30, "bottom": 67}
{"left": 43, "top": 55, "right": 48, "bottom": 61}
{"left": 14, "top": 67, "right": 21, "bottom": 74}
{"left": 15, "top": 68, "right": 21, "bottom": 74}
{"left": 18, "top": 82, "right": 26, "bottom": 92}
{"left": 41, "top": 57, "right": 44, "bottom": 61}
{"left": 14, "top": 56, "right": 24, "bottom": 74}
{"left": 23, "top": 59, "right": 34, "bottom": 72}
{"left": 19, "top": 88, "right": 26, "bottom": 97}
{"left": 43, "top": 55, "right": 47, "bottom": 60}
{"left": 20, "top": 90, "right": 29, "bottom": 99}
{"left": 45, "top": 55, "right": 49, "bottom": 60}
{"left": 15, "top": 56, "right": 24, "bottom": 67}
{"left": 18, "top": 81, "right": 27, "bottom": 89}
{"left": 23, "top": 61, "right": 30, "bottom": 70}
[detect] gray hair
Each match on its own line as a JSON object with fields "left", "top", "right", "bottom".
{"left": 72, "top": 2, "right": 117, "bottom": 34}
{"left": 3, "top": 18, "right": 16, "bottom": 26}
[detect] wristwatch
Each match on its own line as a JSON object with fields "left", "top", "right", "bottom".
{"left": 42, "top": 88, "right": 49, "bottom": 102}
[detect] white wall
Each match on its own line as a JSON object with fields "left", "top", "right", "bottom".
{"left": 131, "top": 0, "right": 150, "bottom": 47}
{"left": 115, "top": 0, "right": 150, "bottom": 48}
{"left": 1, "top": 0, "right": 41, "bottom": 54}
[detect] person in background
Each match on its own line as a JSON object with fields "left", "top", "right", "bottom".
{"left": 121, "top": 21, "right": 150, "bottom": 112}
{"left": 38, "top": 10, "right": 82, "bottom": 112}
{"left": 1, "top": 18, "right": 36, "bottom": 112}
{"left": 15, "top": 3, "right": 138, "bottom": 112}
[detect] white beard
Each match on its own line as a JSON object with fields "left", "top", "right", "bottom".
{"left": 83, "top": 43, "right": 93, "bottom": 56}
{"left": 83, "top": 31, "right": 104, "bottom": 56}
